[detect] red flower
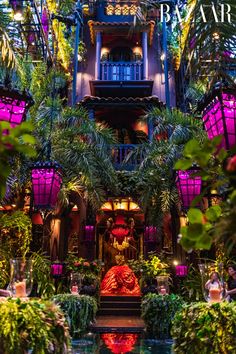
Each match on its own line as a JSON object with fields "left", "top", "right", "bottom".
{"left": 84, "top": 262, "right": 90, "bottom": 267}
{"left": 74, "top": 262, "right": 81, "bottom": 267}
{"left": 226, "top": 155, "right": 236, "bottom": 172}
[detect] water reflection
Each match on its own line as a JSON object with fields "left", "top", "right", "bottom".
{"left": 101, "top": 333, "right": 138, "bottom": 353}
{"left": 71, "top": 334, "right": 173, "bottom": 353}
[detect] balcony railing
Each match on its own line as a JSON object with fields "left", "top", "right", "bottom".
{"left": 109, "top": 144, "right": 144, "bottom": 170}
{"left": 101, "top": 61, "right": 143, "bottom": 81}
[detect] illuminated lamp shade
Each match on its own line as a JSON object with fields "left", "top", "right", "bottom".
{"left": 101, "top": 201, "right": 113, "bottom": 211}
{"left": 51, "top": 261, "right": 64, "bottom": 277}
{"left": 129, "top": 201, "right": 140, "bottom": 211}
{"left": 113, "top": 199, "right": 129, "bottom": 211}
{"left": 31, "top": 161, "right": 62, "bottom": 210}
{"left": 201, "top": 89, "right": 236, "bottom": 150}
{"left": 144, "top": 226, "right": 157, "bottom": 242}
{"left": 175, "top": 265, "right": 188, "bottom": 277}
{"left": 0, "top": 86, "right": 33, "bottom": 127}
{"left": 84, "top": 225, "right": 95, "bottom": 241}
{"left": 176, "top": 170, "right": 202, "bottom": 210}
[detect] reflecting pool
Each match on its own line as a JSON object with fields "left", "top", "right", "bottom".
{"left": 71, "top": 333, "right": 173, "bottom": 353}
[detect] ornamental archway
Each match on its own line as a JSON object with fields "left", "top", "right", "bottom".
{"left": 96, "top": 198, "right": 144, "bottom": 270}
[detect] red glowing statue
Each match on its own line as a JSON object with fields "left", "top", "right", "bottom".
{"left": 101, "top": 255, "right": 140, "bottom": 296}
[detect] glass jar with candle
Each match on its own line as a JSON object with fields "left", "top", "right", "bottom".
{"left": 9, "top": 259, "right": 33, "bottom": 298}
{"left": 70, "top": 273, "right": 84, "bottom": 295}
{"left": 156, "top": 275, "right": 169, "bottom": 295}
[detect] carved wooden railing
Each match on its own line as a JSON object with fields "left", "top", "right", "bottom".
{"left": 101, "top": 61, "right": 143, "bottom": 81}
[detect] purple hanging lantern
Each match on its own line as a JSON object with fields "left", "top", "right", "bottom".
{"left": 41, "top": 7, "right": 49, "bottom": 39}
{"left": 175, "top": 265, "right": 188, "bottom": 277}
{"left": 176, "top": 170, "right": 202, "bottom": 210}
{"left": 31, "top": 161, "right": 62, "bottom": 210}
{"left": 0, "top": 86, "right": 33, "bottom": 127}
{"left": 201, "top": 89, "right": 236, "bottom": 150}
{"left": 84, "top": 225, "right": 95, "bottom": 242}
{"left": 144, "top": 226, "right": 157, "bottom": 242}
{"left": 51, "top": 261, "right": 64, "bottom": 277}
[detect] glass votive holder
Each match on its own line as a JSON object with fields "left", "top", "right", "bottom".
{"left": 156, "top": 275, "right": 169, "bottom": 295}
{"left": 9, "top": 258, "right": 33, "bottom": 298}
{"left": 70, "top": 273, "right": 83, "bottom": 295}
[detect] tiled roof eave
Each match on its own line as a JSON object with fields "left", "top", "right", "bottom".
{"left": 88, "top": 20, "right": 155, "bottom": 45}
{"left": 79, "top": 95, "right": 165, "bottom": 108}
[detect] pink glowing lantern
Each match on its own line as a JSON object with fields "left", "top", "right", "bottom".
{"left": 51, "top": 261, "right": 64, "bottom": 277}
{"left": 201, "top": 89, "right": 236, "bottom": 150}
{"left": 84, "top": 225, "right": 95, "bottom": 241}
{"left": 31, "top": 161, "right": 62, "bottom": 210}
{"left": 176, "top": 170, "right": 202, "bottom": 210}
{"left": 144, "top": 226, "right": 157, "bottom": 242}
{"left": 175, "top": 265, "right": 188, "bottom": 277}
{"left": 0, "top": 86, "right": 33, "bottom": 127}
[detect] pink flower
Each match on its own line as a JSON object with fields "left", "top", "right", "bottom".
{"left": 74, "top": 262, "right": 81, "bottom": 267}
{"left": 92, "top": 262, "right": 97, "bottom": 266}
{"left": 84, "top": 262, "right": 90, "bottom": 267}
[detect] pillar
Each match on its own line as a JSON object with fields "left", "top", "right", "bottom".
{"left": 88, "top": 108, "right": 95, "bottom": 121}
{"left": 95, "top": 32, "right": 101, "bottom": 80}
{"left": 142, "top": 31, "right": 148, "bottom": 80}
{"left": 162, "top": 17, "right": 170, "bottom": 108}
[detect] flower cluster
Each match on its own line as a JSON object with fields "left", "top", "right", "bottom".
{"left": 67, "top": 255, "right": 100, "bottom": 275}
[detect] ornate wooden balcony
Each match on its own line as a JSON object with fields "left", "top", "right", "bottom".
{"left": 101, "top": 61, "right": 143, "bottom": 81}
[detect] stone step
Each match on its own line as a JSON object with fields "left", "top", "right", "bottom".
{"left": 97, "top": 308, "right": 141, "bottom": 316}
{"left": 100, "top": 301, "right": 141, "bottom": 309}
{"left": 90, "top": 315, "right": 145, "bottom": 333}
{"left": 100, "top": 295, "right": 141, "bottom": 302}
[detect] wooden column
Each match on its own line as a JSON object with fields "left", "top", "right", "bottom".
{"left": 95, "top": 32, "right": 101, "bottom": 80}
{"left": 142, "top": 31, "right": 148, "bottom": 80}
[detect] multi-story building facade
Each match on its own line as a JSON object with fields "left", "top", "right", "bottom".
{"left": 71, "top": 1, "right": 177, "bottom": 264}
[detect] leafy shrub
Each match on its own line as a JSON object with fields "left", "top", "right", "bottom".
{"left": 30, "top": 252, "right": 55, "bottom": 299}
{"left": 0, "top": 211, "right": 32, "bottom": 258}
{"left": 0, "top": 298, "right": 70, "bottom": 354}
{"left": 141, "top": 293, "right": 184, "bottom": 339}
{"left": 172, "top": 302, "right": 236, "bottom": 354}
{"left": 179, "top": 264, "right": 204, "bottom": 302}
{"left": 52, "top": 294, "right": 97, "bottom": 337}
{"left": 128, "top": 254, "right": 169, "bottom": 291}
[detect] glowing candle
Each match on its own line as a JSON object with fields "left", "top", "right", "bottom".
{"left": 15, "top": 281, "right": 26, "bottom": 297}
{"left": 160, "top": 287, "right": 167, "bottom": 295}
{"left": 209, "top": 288, "right": 221, "bottom": 303}
{"left": 71, "top": 285, "right": 78, "bottom": 294}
